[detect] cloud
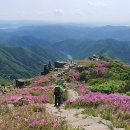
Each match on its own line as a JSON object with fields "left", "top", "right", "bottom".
{"left": 75, "top": 10, "right": 83, "bottom": 16}
{"left": 37, "top": 11, "right": 45, "bottom": 16}
{"left": 54, "top": 9, "right": 64, "bottom": 16}
{"left": 88, "top": 1, "right": 108, "bottom": 7}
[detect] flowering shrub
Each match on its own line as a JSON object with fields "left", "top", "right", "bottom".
{"left": 75, "top": 83, "right": 89, "bottom": 95}
{"left": 93, "top": 61, "right": 109, "bottom": 77}
{"left": 29, "top": 118, "right": 61, "bottom": 129}
{"left": 72, "top": 71, "right": 80, "bottom": 80}
{"left": 65, "top": 92, "right": 130, "bottom": 111}
{"left": 20, "top": 103, "right": 46, "bottom": 112}
{"left": 91, "top": 61, "right": 109, "bottom": 76}
{"left": 0, "top": 86, "right": 54, "bottom": 106}
{"left": 100, "top": 60, "right": 110, "bottom": 67}
{"left": 95, "top": 66, "right": 107, "bottom": 76}
{"left": 6, "top": 95, "right": 48, "bottom": 105}
{"left": 0, "top": 102, "right": 70, "bottom": 130}
{"left": 33, "top": 76, "right": 50, "bottom": 86}
{"left": 31, "top": 86, "right": 53, "bottom": 92}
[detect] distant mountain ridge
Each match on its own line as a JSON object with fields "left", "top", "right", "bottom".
{"left": 0, "top": 25, "right": 130, "bottom": 45}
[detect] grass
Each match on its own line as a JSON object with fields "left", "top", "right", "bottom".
{"left": 82, "top": 106, "right": 98, "bottom": 117}
{"left": 0, "top": 77, "right": 12, "bottom": 85}
{"left": 76, "top": 60, "right": 100, "bottom": 66}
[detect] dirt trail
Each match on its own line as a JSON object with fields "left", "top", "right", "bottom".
{"left": 67, "top": 89, "right": 79, "bottom": 99}
{"left": 46, "top": 88, "right": 125, "bottom": 130}
{"left": 49, "top": 66, "right": 125, "bottom": 130}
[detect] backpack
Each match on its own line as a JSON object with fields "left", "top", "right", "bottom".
{"left": 54, "top": 87, "right": 61, "bottom": 97}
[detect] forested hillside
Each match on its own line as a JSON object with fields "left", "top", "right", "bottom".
{"left": 0, "top": 45, "right": 67, "bottom": 82}
{"left": 53, "top": 39, "right": 130, "bottom": 63}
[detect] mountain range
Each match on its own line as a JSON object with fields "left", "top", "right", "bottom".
{"left": 53, "top": 39, "right": 130, "bottom": 62}
{"left": 0, "top": 23, "right": 130, "bottom": 83}
{"left": 0, "top": 25, "right": 130, "bottom": 44}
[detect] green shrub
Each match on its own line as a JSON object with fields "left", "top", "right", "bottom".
{"left": 125, "top": 92, "right": 130, "bottom": 96}
{"left": 122, "top": 81, "right": 130, "bottom": 92}
{"left": 88, "top": 78, "right": 108, "bottom": 86}
{"left": 80, "top": 71, "right": 89, "bottom": 81}
{"left": 30, "top": 91, "right": 41, "bottom": 96}
{"left": 90, "top": 80, "right": 126, "bottom": 93}
{"left": 120, "top": 72, "right": 130, "bottom": 80}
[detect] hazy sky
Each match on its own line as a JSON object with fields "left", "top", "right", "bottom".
{"left": 0, "top": 0, "right": 130, "bottom": 25}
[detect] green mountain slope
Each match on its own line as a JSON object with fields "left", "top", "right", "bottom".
{"left": 53, "top": 39, "right": 130, "bottom": 63}
{"left": 0, "top": 45, "right": 67, "bottom": 80}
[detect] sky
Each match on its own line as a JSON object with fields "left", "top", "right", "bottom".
{"left": 0, "top": 0, "right": 130, "bottom": 25}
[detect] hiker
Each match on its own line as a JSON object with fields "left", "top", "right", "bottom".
{"left": 58, "top": 82, "right": 64, "bottom": 88}
{"left": 54, "top": 85, "right": 62, "bottom": 107}
{"left": 58, "top": 78, "right": 65, "bottom": 88}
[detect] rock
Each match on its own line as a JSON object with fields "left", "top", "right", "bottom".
{"left": 113, "top": 128, "right": 125, "bottom": 130}
{"left": 88, "top": 54, "right": 99, "bottom": 61}
{"left": 64, "top": 67, "right": 70, "bottom": 72}
{"left": 90, "top": 116, "right": 102, "bottom": 122}
{"left": 67, "top": 89, "right": 79, "bottom": 99}
{"left": 101, "top": 119, "right": 112, "bottom": 126}
{"left": 43, "top": 64, "right": 49, "bottom": 75}
{"left": 0, "top": 92, "right": 3, "bottom": 96}
{"left": 15, "top": 79, "right": 32, "bottom": 88}
{"left": 7, "top": 104, "right": 14, "bottom": 110}
{"left": 83, "top": 123, "right": 110, "bottom": 130}
{"left": 41, "top": 71, "right": 44, "bottom": 75}
{"left": 76, "top": 65, "right": 88, "bottom": 72}
{"left": 69, "top": 64, "right": 76, "bottom": 69}
{"left": 99, "top": 56, "right": 106, "bottom": 60}
{"left": 0, "top": 86, "right": 4, "bottom": 95}
{"left": 16, "top": 79, "right": 25, "bottom": 87}
{"left": 54, "top": 61, "right": 67, "bottom": 68}
{"left": 48, "top": 61, "right": 53, "bottom": 70}
{"left": 15, "top": 96, "right": 23, "bottom": 102}
{"left": 78, "top": 114, "right": 87, "bottom": 119}
{"left": 69, "top": 118, "right": 95, "bottom": 127}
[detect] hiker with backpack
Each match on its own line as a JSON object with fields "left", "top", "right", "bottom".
{"left": 54, "top": 85, "right": 62, "bottom": 107}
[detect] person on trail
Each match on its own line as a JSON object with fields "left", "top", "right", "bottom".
{"left": 58, "top": 82, "right": 64, "bottom": 88}
{"left": 54, "top": 85, "right": 62, "bottom": 107}
{"left": 57, "top": 78, "right": 65, "bottom": 88}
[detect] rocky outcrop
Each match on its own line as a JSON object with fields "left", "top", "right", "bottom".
{"left": 15, "top": 79, "right": 32, "bottom": 88}
{"left": 76, "top": 65, "right": 88, "bottom": 72}
{"left": 54, "top": 61, "right": 67, "bottom": 68}
{"left": 0, "top": 85, "right": 4, "bottom": 95}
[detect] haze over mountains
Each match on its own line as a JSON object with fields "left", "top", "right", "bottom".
{"left": 0, "top": 23, "right": 130, "bottom": 81}
{"left": 0, "top": 24, "right": 130, "bottom": 44}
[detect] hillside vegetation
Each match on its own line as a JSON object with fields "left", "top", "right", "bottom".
{"left": 0, "top": 59, "right": 130, "bottom": 130}
{"left": 0, "top": 24, "right": 130, "bottom": 82}
{"left": 53, "top": 39, "right": 130, "bottom": 63}
{"left": 0, "top": 45, "right": 67, "bottom": 82}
